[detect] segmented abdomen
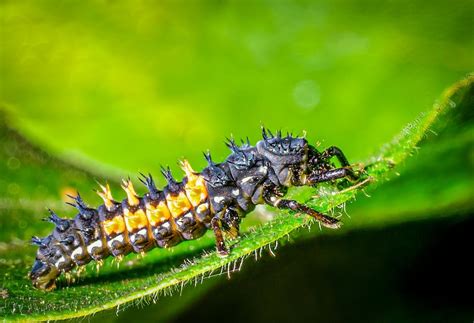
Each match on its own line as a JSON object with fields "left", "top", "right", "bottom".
{"left": 90, "top": 161, "right": 210, "bottom": 260}
{"left": 30, "top": 160, "right": 211, "bottom": 289}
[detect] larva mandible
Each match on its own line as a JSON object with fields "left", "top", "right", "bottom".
{"left": 30, "top": 128, "right": 358, "bottom": 291}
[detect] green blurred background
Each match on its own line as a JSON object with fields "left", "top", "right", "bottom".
{"left": 1, "top": 0, "right": 473, "bottom": 322}
{"left": 2, "top": 0, "right": 472, "bottom": 177}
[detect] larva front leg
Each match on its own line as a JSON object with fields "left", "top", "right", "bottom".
{"left": 211, "top": 207, "right": 241, "bottom": 257}
{"left": 221, "top": 207, "right": 241, "bottom": 239}
{"left": 274, "top": 199, "right": 341, "bottom": 229}
{"left": 306, "top": 145, "right": 359, "bottom": 184}
{"left": 263, "top": 186, "right": 341, "bottom": 229}
{"left": 307, "top": 167, "right": 355, "bottom": 184}
{"left": 211, "top": 214, "right": 229, "bottom": 257}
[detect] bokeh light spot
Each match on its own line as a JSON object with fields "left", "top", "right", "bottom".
{"left": 293, "top": 80, "right": 320, "bottom": 110}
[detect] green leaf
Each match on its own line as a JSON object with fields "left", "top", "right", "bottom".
{"left": 0, "top": 75, "right": 472, "bottom": 321}
{"left": 344, "top": 73, "right": 474, "bottom": 228}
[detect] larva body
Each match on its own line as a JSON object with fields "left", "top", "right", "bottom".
{"left": 30, "top": 128, "right": 357, "bottom": 291}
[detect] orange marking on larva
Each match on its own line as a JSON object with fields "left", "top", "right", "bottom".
{"left": 121, "top": 179, "right": 140, "bottom": 206}
{"left": 123, "top": 208, "right": 148, "bottom": 231}
{"left": 166, "top": 192, "right": 192, "bottom": 218}
{"left": 185, "top": 176, "right": 208, "bottom": 207}
{"left": 180, "top": 159, "right": 196, "bottom": 178}
{"left": 102, "top": 216, "right": 126, "bottom": 236}
{"left": 96, "top": 182, "right": 115, "bottom": 210}
{"left": 145, "top": 201, "right": 171, "bottom": 226}
{"left": 180, "top": 160, "right": 208, "bottom": 207}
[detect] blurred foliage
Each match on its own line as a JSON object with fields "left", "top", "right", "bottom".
{"left": 0, "top": 0, "right": 473, "bottom": 322}
{"left": 1, "top": 0, "right": 472, "bottom": 178}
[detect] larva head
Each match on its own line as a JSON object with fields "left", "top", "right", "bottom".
{"left": 256, "top": 128, "right": 308, "bottom": 186}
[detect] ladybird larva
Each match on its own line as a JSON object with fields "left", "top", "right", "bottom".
{"left": 30, "top": 128, "right": 358, "bottom": 291}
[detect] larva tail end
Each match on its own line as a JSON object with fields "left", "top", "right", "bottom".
{"left": 29, "top": 260, "right": 59, "bottom": 291}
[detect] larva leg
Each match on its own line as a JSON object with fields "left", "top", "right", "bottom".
{"left": 321, "top": 146, "right": 351, "bottom": 167}
{"left": 264, "top": 190, "right": 342, "bottom": 229}
{"left": 275, "top": 199, "right": 341, "bottom": 229}
{"left": 263, "top": 186, "right": 341, "bottom": 229}
{"left": 211, "top": 215, "right": 229, "bottom": 257}
{"left": 320, "top": 146, "right": 358, "bottom": 181}
{"left": 221, "top": 208, "right": 241, "bottom": 239}
{"left": 307, "top": 167, "right": 356, "bottom": 184}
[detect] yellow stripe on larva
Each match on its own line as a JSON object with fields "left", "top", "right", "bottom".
{"left": 96, "top": 182, "right": 115, "bottom": 211}
{"left": 180, "top": 159, "right": 208, "bottom": 207}
{"left": 102, "top": 216, "right": 126, "bottom": 236}
{"left": 121, "top": 179, "right": 140, "bottom": 206}
{"left": 123, "top": 208, "right": 149, "bottom": 231}
{"left": 166, "top": 192, "right": 192, "bottom": 218}
{"left": 145, "top": 201, "right": 171, "bottom": 226}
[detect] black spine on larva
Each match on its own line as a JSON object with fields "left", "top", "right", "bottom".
{"left": 139, "top": 173, "right": 159, "bottom": 200}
